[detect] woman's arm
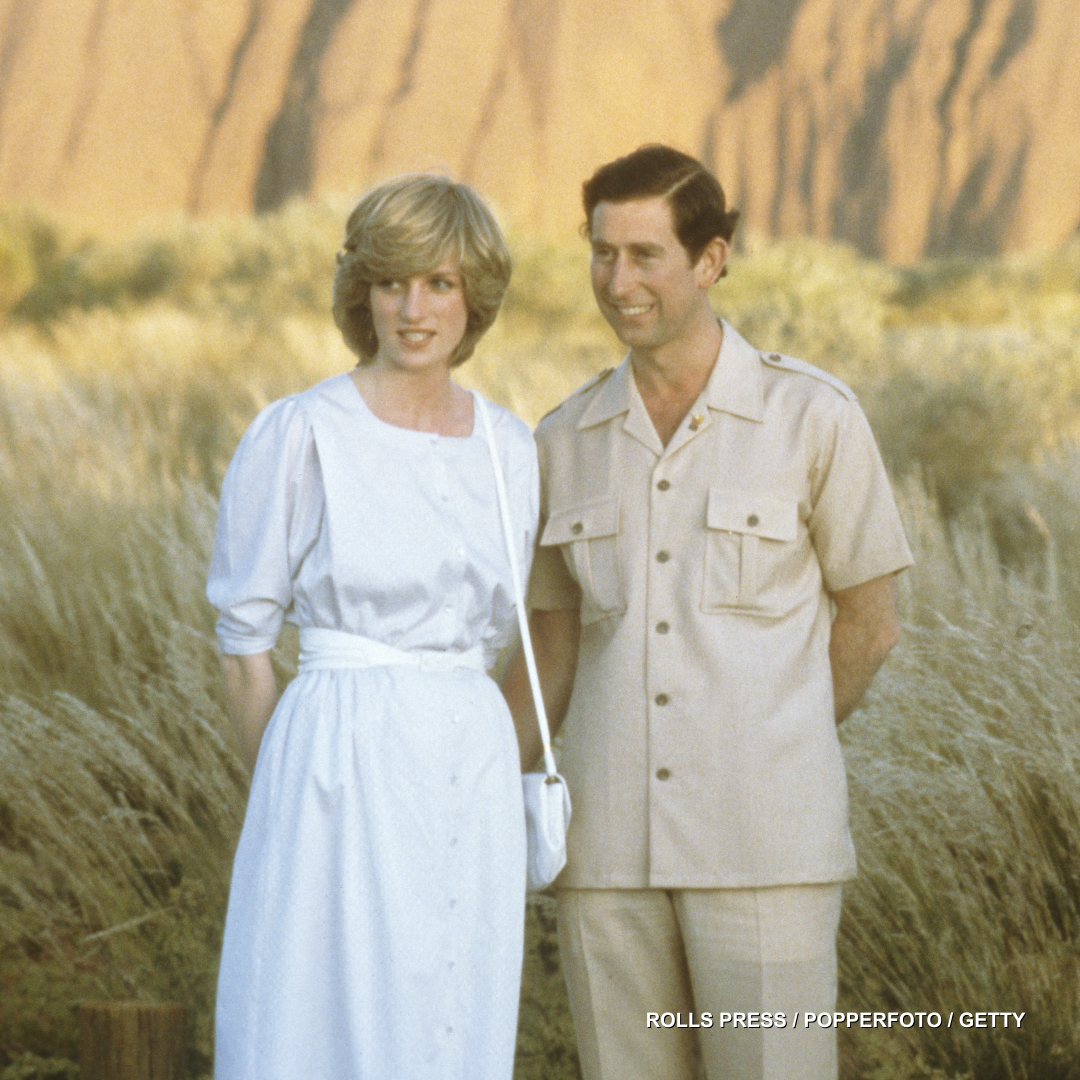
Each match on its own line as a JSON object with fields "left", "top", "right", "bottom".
{"left": 220, "top": 652, "right": 279, "bottom": 775}
{"left": 502, "top": 608, "right": 581, "bottom": 771}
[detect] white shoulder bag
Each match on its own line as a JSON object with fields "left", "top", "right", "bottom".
{"left": 477, "top": 395, "right": 572, "bottom": 891}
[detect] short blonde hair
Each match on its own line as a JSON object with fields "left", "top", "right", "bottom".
{"left": 332, "top": 174, "right": 512, "bottom": 367}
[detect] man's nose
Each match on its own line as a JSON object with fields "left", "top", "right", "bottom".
{"left": 607, "top": 254, "right": 635, "bottom": 297}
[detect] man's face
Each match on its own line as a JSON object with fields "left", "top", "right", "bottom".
{"left": 589, "top": 196, "right": 724, "bottom": 356}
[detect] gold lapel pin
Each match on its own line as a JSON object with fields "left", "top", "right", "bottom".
{"left": 688, "top": 413, "right": 704, "bottom": 431}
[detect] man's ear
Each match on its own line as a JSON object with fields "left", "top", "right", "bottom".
{"left": 695, "top": 236, "right": 729, "bottom": 288}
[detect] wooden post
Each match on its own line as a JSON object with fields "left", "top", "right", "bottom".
{"left": 78, "top": 1002, "right": 187, "bottom": 1080}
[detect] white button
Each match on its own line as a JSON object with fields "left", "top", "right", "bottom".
{"left": 457, "top": 547, "right": 466, "bottom": 557}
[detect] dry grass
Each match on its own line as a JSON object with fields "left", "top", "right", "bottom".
{"left": 1, "top": 202, "right": 1079, "bottom": 1079}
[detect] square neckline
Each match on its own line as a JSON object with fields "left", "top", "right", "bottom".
{"left": 343, "top": 372, "right": 478, "bottom": 441}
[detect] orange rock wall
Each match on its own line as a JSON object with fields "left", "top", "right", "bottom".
{"left": 0, "top": 0, "right": 1077, "bottom": 259}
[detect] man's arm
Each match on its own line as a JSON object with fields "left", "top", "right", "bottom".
{"left": 220, "top": 651, "right": 279, "bottom": 774}
{"left": 501, "top": 608, "right": 581, "bottom": 770}
{"left": 829, "top": 573, "right": 901, "bottom": 724}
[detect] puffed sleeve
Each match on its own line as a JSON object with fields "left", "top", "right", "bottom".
{"left": 207, "top": 396, "right": 323, "bottom": 654}
{"left": 516, "top": 423, "right": 541, "bottom": 592}
{"left": 807, "top": 396, "right": 913, "bottom": 593}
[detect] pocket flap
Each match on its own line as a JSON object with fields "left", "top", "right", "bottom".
{"left": 706, "top": 488, "right": 797, "bottom": 542}
{"left": 541, "top": 497, "right": 619, "bottom": 545}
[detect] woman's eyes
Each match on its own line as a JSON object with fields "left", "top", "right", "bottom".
{"left": 374, "top": 276, "right": 458, "bottom": 291}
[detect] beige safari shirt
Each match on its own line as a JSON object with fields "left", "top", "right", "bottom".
{"left": 529, "top": 321, "right": 913, "bottom": 889}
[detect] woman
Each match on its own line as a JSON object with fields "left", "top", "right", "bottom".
{"left": 207, "top": 175, "right": 537, "bottom": 1080}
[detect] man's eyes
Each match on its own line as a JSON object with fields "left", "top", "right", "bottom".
{"left": 592, "top": 247, "right": 661, "bottom": 263}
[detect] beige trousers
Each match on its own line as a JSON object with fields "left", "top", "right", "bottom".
{"left": 556, "top": 885, "right": 843, "bottom": 1080}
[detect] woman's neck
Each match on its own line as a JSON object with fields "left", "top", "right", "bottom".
{"left": 350, "top": 365, "right": 474, "bottom": 437}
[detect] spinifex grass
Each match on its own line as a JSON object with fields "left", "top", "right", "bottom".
{"left": 1, "top": 202, "right": 1080, "bottom": 1078}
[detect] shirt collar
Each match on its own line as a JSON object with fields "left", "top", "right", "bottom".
{"left": 576, "top": 319, "right": 764, "bottom": 429}
{"left": 703, "top": 319, "right": 764, "bottom": 423}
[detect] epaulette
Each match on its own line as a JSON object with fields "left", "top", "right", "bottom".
{"left": 538, "top": 367, "right": 615, "bottom": 422}
{"left": 760, "top": 351, "right": 857, "bottom": 401}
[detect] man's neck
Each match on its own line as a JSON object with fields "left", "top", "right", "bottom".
{"left": 631, "top": 316, "right": 724, "bottom": 447}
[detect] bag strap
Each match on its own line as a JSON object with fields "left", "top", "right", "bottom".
{"left": 475, "top": 393, "right": 558, "bottom": 779}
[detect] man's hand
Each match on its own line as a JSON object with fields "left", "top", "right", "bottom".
{"left": 220, "top": 651, "right": 279, "bottom": 775}
{"left": 501, "top": 608, "right": 581, "bottom": 770}
{"left": 829, "top": 574, "right": 901, "bottom": 724}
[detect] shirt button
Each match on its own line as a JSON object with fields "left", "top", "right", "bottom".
{"left": 747, "top": 514, "right": 759, "bottom": 527}
{"left": 655, "top": 621, "right": 670, "bottom": 634}
{"left": 657, "top": 479, "right": 670, "bottom": 491}
{"left": 655, "top": 693, "right": 669, "bottom": 706}
{"left": 656, "top": 767, "right": 671, "bottom": 781}
{"left": 571, "top": 522, "right": 583, "bottom": 535}
{"left": 656, "top": 550, "right": 670, "bottom": 563}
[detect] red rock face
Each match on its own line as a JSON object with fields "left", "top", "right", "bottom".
{"left": 0, "top": 0, "right": 1076, "bottom": 259}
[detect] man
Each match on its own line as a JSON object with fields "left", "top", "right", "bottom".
{"left": 503, "top": 145, "right": 912, "bottom": 1080}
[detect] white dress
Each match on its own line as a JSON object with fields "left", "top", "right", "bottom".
{"left": 206, "top": 372, "right": 538, "bottom": 1080}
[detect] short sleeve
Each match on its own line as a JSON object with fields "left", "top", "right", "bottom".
{"left": 527, "top": 424, "right": 582, "bottom": 611}
{"left": 808, "top": 397, "right": 913, "bottom": 593}
{"left": 207, "top": 397, "right": 323, "bottom": 654}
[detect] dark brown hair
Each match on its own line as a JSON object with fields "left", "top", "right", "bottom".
{"left": 582, "top": 145, "right": 740, "bottom": 274}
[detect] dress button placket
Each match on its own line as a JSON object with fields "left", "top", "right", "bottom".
{"left": 443, "top": 747, "right": 464, "bottom": 1065}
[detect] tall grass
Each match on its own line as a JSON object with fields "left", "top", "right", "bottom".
{"left": 1, "top": 201, "right": 1079, "bottom": 1079}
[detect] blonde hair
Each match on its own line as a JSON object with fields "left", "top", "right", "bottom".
{"left": 332, "top": 174, "right": 512, "bottom": 367}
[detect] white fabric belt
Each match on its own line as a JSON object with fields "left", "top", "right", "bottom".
{"left": 298, "top": 627, "right": 487, "bottom": 674}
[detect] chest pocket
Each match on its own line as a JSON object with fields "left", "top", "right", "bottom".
{"left": 540, "top": 497, "right": 624, "bottom": 624}
{"left": 702, "top": 488, "right": 798, "bottom": 615}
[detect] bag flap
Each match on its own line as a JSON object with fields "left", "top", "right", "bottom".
{"left": 706, "top": 488, "right": 797, "bottom": 542}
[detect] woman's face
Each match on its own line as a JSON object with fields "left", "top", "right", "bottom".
{"left": 368, "top": 257, "right": 469, "bottom": 375}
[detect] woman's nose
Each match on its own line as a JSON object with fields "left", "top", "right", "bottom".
{"left": 401, "top": 282, "right": 426, "bottom": 319}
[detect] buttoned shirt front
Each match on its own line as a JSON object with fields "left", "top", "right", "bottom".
{"left": 529, "top": 321, "right": 913, "bottom": 889}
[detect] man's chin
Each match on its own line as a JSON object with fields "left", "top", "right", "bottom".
{"left": 604, "top": 320, "right": 656, "bottom": 349}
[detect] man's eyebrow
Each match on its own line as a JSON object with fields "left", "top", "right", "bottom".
{"left": 590, "top": 241, "right": 666, "bottom": 256}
